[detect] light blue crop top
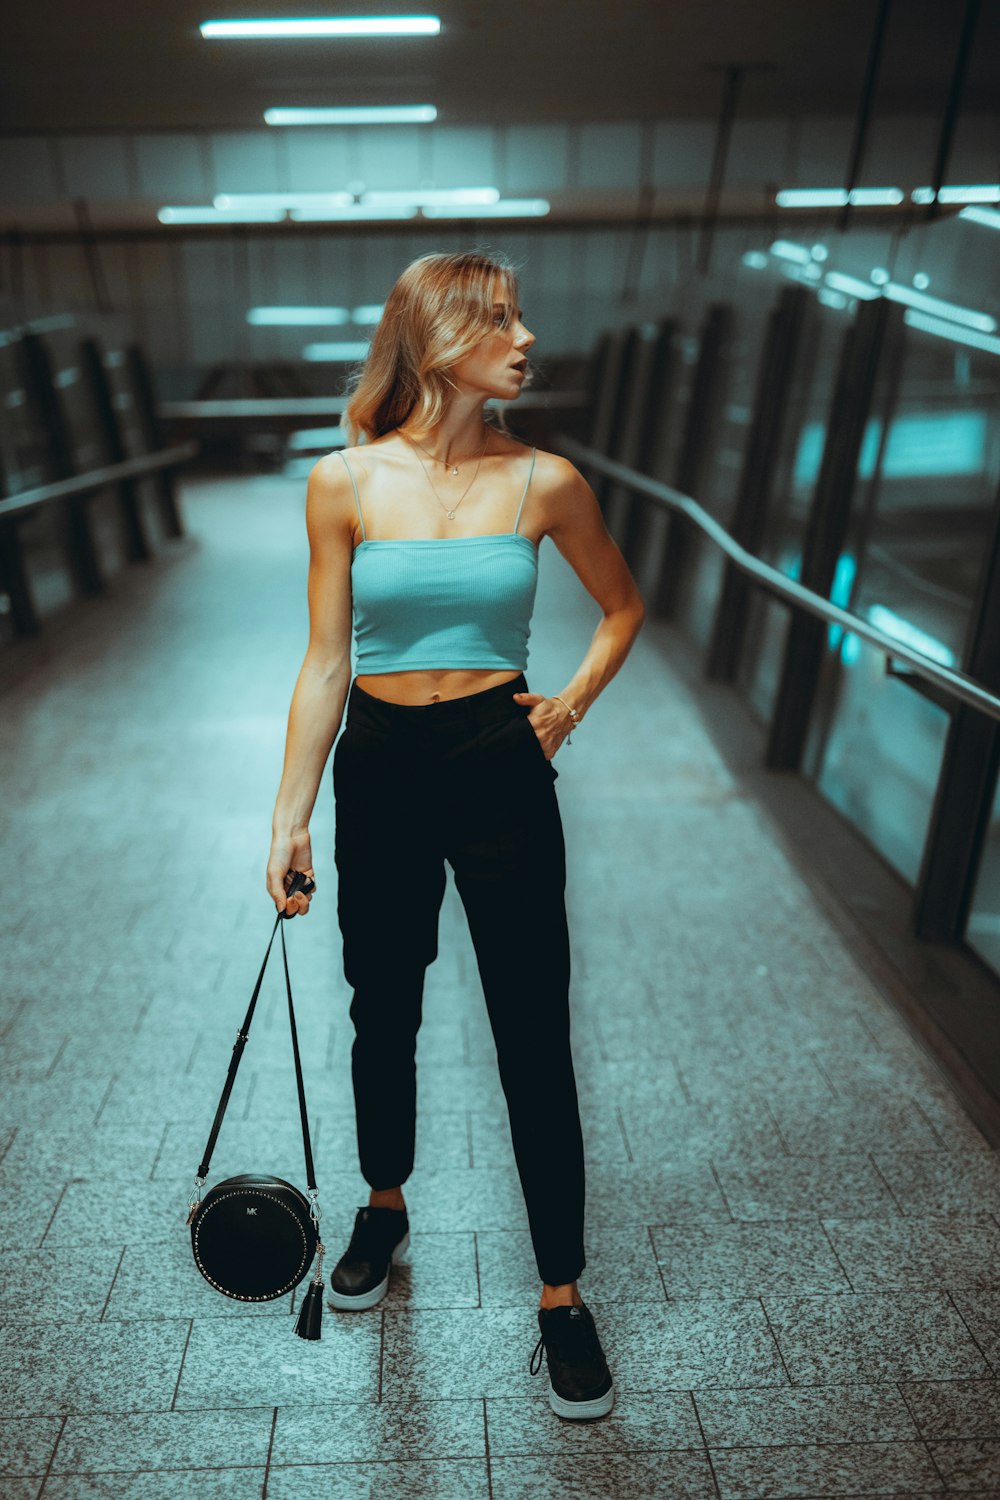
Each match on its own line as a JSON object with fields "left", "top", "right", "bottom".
{"left": 342, "top": 447, "right": 539, "bottom": 675}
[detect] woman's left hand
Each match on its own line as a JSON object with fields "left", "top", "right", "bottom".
{"left": 511, "top": 691, "right": 573, "bottom": 760}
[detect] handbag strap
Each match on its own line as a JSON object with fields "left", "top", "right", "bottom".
{"left": 195, "top": 901, "right": 317, "bottom": 1192}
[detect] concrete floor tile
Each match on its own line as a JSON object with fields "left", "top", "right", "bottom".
{"left": 0, "top": 1126, "right": 167, "bottom": 1184}
{"left": 381, "top": 1307, "right": 538, "bottom": 1401}
{"left": 53, "top": 1408, "right": 274, "bottom": 1473}
{"left": 42, "top": 1178, "right": 201, "bottom": 1247}
{"left": 41, "top": 1471, "right": 266, "bottom": 1499}
{"left": 899, "top": 1379, "right": 1000, "bottom": 1439}
{"left": 620, "top": 1101, "right": 788, "bottom": 1162}
{"left": 651, "top": 1220, "right": 852, "bottom": 1298}
{"left": 766, "top": 1094, "right": 944, "bottom": 1155}
{"left": 173, "top": 1315, "right": 380, "bottom": 1408}
{"left": 582, "top": 1162, "right": 732, "bottom": 1226}
{"left": 266, "top": 1460, "right": 489, "bottom": 1499}
{"left": 947, "top": 1289, "right": 1000, "bottom": 1372}
{"left": 0, "top": 1416, "right": 63, "bottom": 1476}
{"left": 486, "top": 1390, "right": 702, "bottom": 1455}
{"left": 489, "top": 1450, "right": 717, "bottom": 1500}
{"left": 693, "top": 1384, "right": 918, "bottom": 1446}
{"left": 710, "top": 1440, "right": 941, "bottom": 1499}
{"left": 928, "top": 1440, "right": 1000, "bottom": 1491}
{"left": 271, "top": 1397, "right": 485, "bottom": 1463}
{"left": 0, "top": 1319, "right": 190, "bottom": 1415}
{"left": 871, "top": 1152, "right": 1000, "bottom": 1216}
{"left": 477, "top": 1226, "right": 667, "bottom": 1307}
{"left": 0, "top": 1245, "right": 124, "bottom": 1322}
{"left": 377, "top": 1232, "right": 480, "bottom": 1310}
{"left": 713, "top": 1155, "right": 899, "bottom": 1222}
{"left": 762, "top": 1291, "right": 992, "bottom": 1383}
{"left": 823, "top": 1215, "right": 1000, "bottom": 1292}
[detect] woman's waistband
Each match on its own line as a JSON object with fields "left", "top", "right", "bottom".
{"left": 346, "top": 672, "right": 529, "bottom": 735}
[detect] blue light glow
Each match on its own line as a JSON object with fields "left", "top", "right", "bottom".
{"left": 742, "top": 251, "right": 769, "bottom": 270}
{"left": 159, "top": 206, "right": 286, "bottom": 223}
{"left": 363, "top": 187, "right": 499, "bottom": 207}
{"left": 247, "top": 307, "right": 350, "bottom": 326}
{"left": 421, "top": 199, "right": 551, "bottom": 218}
{"left": 823, "top": 271, "right": 879, "bottom": 300}
{"left": 867, "top": 605, "right": 955, "bottom": 667}
{"left": 302, "top": 342, "right": 372, "bottom": 361}
{"left": 769, "top": 240, "right": 812, "bottom": 263}
{"left": 794, "top": 410, "right": 989, "bottom": 488}
{"left": 827, "top": 552, "right": 857, "bottom": 651}
{"left": 912, "top": 184, "right": 1000, "bottom": 204}
{"left": 201, "top": 16, "right": 441, "bottom": 37}
{"left": 264, "top": 105, "right": 437, "bottom": 125}
{"left": 216, "top": 192, "right": 354, "bottom": 209}
{"left": 903, "top": 310, "right": 1000, "bottom": 357}
{"left": 775, "top": 187, "right": 904, "bottom": 207}
{"left": 884, "top": 283, "right": 996, "bottom": 334}
{"left": 960, "top": 206, "right": 1000, "bottom": 231}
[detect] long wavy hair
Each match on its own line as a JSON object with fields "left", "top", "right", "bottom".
{"left": 342, "top": 250, "right": 521, "bottom": 445}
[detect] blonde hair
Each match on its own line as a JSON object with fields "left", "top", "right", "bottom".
{"left": 342, "top": 250, "right": 521, "bottom": 445}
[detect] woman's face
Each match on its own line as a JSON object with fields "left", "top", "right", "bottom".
{"left": 450, "top": 296, "right": 536, "bottom": 401}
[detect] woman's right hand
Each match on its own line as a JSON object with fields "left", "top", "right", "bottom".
{"left": 266, "top": 829, "right": 316, "bottom": 917}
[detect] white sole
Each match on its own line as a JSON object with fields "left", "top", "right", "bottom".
{"left": 547, "top": 1378, "right": 615, "bottom": 1420}
{"left": 327, "top": 1230, "right": 410, "bottom": 1312}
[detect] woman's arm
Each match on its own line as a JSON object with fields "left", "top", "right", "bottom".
{"left": 266, "top": 453, "right": 356, "bottom": 912}
{"left": 515, "top": 456, "right": 646, "bottom": 753}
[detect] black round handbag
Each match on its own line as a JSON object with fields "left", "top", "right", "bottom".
{"left": 186, "top": 873, "right": 326, "bottom": 1338}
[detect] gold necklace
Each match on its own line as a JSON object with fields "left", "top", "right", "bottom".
{"left": 406, "top": 430, "right": 485, "bottom": 478}
{"left": 404, "top": 430, "right": 490, "bottom": 520}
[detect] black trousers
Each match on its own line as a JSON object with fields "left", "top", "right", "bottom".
{"left": 332, "top": 671, "right": 586, "bottom": 1286}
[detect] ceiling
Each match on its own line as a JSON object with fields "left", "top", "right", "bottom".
{"left": 3, "top": 0, "right": 998, "bottom": 132}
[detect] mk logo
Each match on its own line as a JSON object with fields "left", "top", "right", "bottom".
{"left": 246, "top": 1207, "right": 258, "bottom": 1215}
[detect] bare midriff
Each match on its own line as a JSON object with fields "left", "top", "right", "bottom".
{"left": 354, "top": 667, "right": 523, "bottom": 705}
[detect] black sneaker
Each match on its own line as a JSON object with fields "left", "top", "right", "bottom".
{"left": 530, "top": 1302, "right": 615, "bottom": 1419}
{"left": 328, "top": 1205, "right": 410, "bottom": 1311}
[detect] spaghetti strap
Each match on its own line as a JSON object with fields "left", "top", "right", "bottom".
{"left": 338, "top": 450, "right": 366, "bottom": 542}
{"left": 512, "top": 447, "right": 537, "bottom": 536}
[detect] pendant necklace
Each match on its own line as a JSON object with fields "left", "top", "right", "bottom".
{"left": 407, "top": 430, "right": 482, "bottom": 479}
{"left": 404, "top": 429, "right": 490, "bottom": 520}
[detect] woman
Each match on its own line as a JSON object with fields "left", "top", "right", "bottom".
{"left": 266, "top": 250, "right": 645, "bottom": 1420}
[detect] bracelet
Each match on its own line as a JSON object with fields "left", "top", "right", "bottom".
{"left": 552, "top": 695, "right": 581, "bottom": 744}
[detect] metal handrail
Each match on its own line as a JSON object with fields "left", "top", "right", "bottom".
{"left": 0, "top": 442, "right": 200, "bottom": 522}
{"left": 558, "top": 435, "right": 1000, "bottom": 727}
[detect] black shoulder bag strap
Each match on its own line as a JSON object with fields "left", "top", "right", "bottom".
{"left": 189, "top": 886, "right": 317, "bottom": 1210}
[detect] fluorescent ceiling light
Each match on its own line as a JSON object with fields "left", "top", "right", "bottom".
{"left": 960, "top": 206, "right": 1000, "bottom": 231}
{"left": 823, "top": 272, "right": 880, "bottom": 300}
{"left": 912, "top": 184, "right": 1000, "bottom": 205}
{"left": 818, "top": 288, "right": 848, "bottom": 310}
{"left": 158, "top": 206, "right": 286, "bottom": 223}
{"left": 201, "top": 17, "right": 441, "bottom": 38}
{"left": 247, "top": 306, "right": 350, "bottom": 325}
{"left": 290, "top": 205, "right": 417, "bottom": 221}
{"left": 775, "top": 187, "right": 904, "bottom": 207}
{"left": 421, "top": 198, "right": 550, "bottom": 218}
{"left": 287, "top": 426, "right": 347, "bottom": 449}
{"left": 867, "top": 605, "right": 956, "bottom": 668}
{"left": 903, "top": 309, "right": 1000, "bottom": 356}
{"left": 741, "top": 251, "right": 768, "bottom": 270}
{"left": 265, "top": 105, "right": 437, "bottom": 125}
{"left": 362, "top": 187, "right": 499, "bottom": 207}
{"left": 769, "top": 240, "right": 812, "bottom": 264}
{"left": 352, "top": 304, "right": 384, "bottom": 323}
{"left": 302, "top": 342, "right": 372, "bottom": 360}
{"left": 883, "top": 282, "right": 996, "bottom": 333}
{"left": 216, "top": 192, "right": 354, "bottom": 209}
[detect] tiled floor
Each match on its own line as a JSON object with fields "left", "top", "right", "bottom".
{"left": 2, "top": 473, "right": 999, "bottom": 1499}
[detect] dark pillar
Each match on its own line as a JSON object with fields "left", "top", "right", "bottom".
{"left": 914, "top": 475, "right": 1000, "bottom": 940}
{"left": 651, "top": 303, "right": 733, "bottom": 618}
{"left": 79, "top": 338, "right": 151, "bottom": 563}
{"left": 125, "top": 344, "right": 185, "bottom": 538}
{"left": 706, "top": 286, "right": 810, "bottom": 680}
{"left": 764, "top": 294, "right": 902, "bottom": 770}
{"left": 18, "top": 331, "right": 102, "bottom": 595}
{"left": 620, "top": 318, "right": 681, "bottom": 569}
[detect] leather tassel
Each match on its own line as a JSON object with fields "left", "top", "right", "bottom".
{"left": 295, "top": 1241, "right": 325, "bottom": 1341}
